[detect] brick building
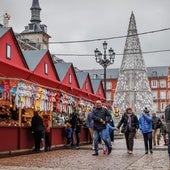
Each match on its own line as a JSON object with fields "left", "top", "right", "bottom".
{"left": 85, "top": 66, "right": 170, "bottom": 114}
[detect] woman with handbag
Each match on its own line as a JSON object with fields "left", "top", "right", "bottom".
{"left": 117, "top": 108, "right": 139, "bottom": 154}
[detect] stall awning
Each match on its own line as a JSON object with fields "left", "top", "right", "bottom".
{"left": 0, "top": 60, "right": 31, "bottom": 79}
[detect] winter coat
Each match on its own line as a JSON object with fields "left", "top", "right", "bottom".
{"left": 31, "top": 114, "right": 44, "bottom": 132}
{"left": 117, "top": 113, "right": 139, "bottom": 132}
{"left": 103, "top": 123, "right": 116, "bottom": 138}
{"left": 70, "top": 113, "right": 77, "bottom": 129}
{"left": 75, "top": 117, "right": 82, "bottom": 133}
{"left": 139, "top": 113, "right": 152, "bottom": 133}
{"left": 152, "top": 116, "right": 162, "bottom": 129}
{"left": 165, "top": 104, "right": 170, "bottom": 133}
{"left": 86, "top": 111, "right": 94, "bottom": 128}
{"left": 92, "top": 107, "right": 111, "bottom": 131}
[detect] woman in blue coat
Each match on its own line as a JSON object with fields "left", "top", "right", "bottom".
{"left": 139, "top": 107, "right": 153, "bottom": 154}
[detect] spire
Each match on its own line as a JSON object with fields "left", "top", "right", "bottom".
{"left": 114, "top": 12, "right": 153, "bottom": 114}
{"left": 30, "top": 0, "right": 41, "bottom": 23}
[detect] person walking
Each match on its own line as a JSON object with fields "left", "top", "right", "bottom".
{"left": 139, "top": 107, "right": 153, "bottom": 154}
{"left": 152, "top": 112, "right": 162, "bottom": 146}
{"left": 86, "top": 110, "right": 94, "bottom": 149}
{"left": 117, "top": 108, "right": 139, "bottom": 154}
{"left": 92, "top": 100, "right": 112, "bottom": 156}
{"left": 161, "top": 115, "right": 168, "bottom": 146}
{"left": 102, "top": 121, "right": 116, "bottom": 154}
{"left": 31, "top": 111, "right": 44, "bottom": 153}
{"left": 165, "top": 104, "right": 170, "bottom": 159}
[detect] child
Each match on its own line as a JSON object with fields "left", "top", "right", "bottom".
{"left": 65, "top": 122, "right": 72, "bottom": 145}
{"left": 102, "top": 121, "right": 116, "bottom": 154}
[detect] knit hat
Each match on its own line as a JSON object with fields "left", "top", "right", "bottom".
{"left": 143, "top": 107, "right": 149, "bottom": 113}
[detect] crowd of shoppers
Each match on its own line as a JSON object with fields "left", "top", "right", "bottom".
{"left": 31, "top": 100, "right": 170, "bottom": 161}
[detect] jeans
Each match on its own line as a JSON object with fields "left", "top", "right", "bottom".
{"left": 71, "top": 128, "right": 75, "bottom": 145}
{"left": 93, "top": 129, "right": 112, "bottom": 153}
{"left": 168, "top": 133, "right": 170, "bottom": 156}
{"left": 143, "top": 132, "right": 152, "bottom": 151}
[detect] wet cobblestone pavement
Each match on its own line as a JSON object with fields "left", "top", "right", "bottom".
{"left": 0, "top": 138, "right": 169, "bottom": 170}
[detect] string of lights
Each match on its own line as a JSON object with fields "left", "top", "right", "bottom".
{"left": 48, "top": 27, "right": 170, "bottom": 44}
{"left": 52, "top": 49, "right": 170, "bottom": 57}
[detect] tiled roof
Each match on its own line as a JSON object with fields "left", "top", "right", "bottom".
{"left": 23, "top": 49, "right": 47, "bottom": 70}
{"left": 0, "top": 27, "right": 11, "bottom": 38}
{"left": 76, "top": 71, "right": 88, "bottom": 88}
{"left": 91, "top": 79, "right": 101, "bottom": 93}
{"left": 54, "top": 63, "right": 72, "bottom": 81}
{"left": 84, "top": 66, "right": 169, "bottom": 79}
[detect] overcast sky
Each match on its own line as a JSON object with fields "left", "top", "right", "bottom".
{"left": 0, "top": 0, "right": 170, "bottom": 70}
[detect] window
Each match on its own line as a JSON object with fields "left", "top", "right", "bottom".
{"left": 168, "top": 82, "right": 170, "bottom": 88}
{"left": 85, "top": 82, "right": 88, "bottom": 90}
{"left": 151, "top": 80, "right": 158, "bottom": 88}
{"left": 106, "top": 92, "right": 112, "bottom": 101}
{"left": 153, "top": 103, "right": 158, "bottom": 111}
{"left": 106, "top": 82, "right": 112, "bottom": 90}
{"left": 160, "top": 102, "right": 166, "bottom": 111}
{"left": 100, "top": 74, "right": 104, "bottom": 79}
{"left": 168, "top": 90, "right": 170, "bottom": 100}
{"left": 160, "top": 91, "right": 166, "bottom": 99}
{"left": 160, "top": 80, "right": 166, "bottom": 88}
{"left": 44, "top": 63, "right": 48, "bottom": 75}
{"left": 152, "top": 91, "right": 158, "bottom": 100}
{"left": 29, "top": 23, "right": 34, "bottom": 31}
{"left": 93, "top": 74, "right": 98, "bottom": 79}
{"left": 6, "top": 44, "right": 11, "bottom": 59}
{"left": 69, "top": 74, "right": 72, "bottom": 84}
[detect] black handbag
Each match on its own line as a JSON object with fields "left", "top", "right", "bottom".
{"left": 121, "top": 125, "right": 128, "bottom": 133}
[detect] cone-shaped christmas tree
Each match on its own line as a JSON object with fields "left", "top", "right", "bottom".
{"left": 114, "top": 12, "right": 153, "bottom": 114}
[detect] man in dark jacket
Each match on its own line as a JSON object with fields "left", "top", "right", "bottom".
{"left": 92, "top": 100, "right": 112, "bottom": 156}
{"left": 165, "top": 104, "right": 170, "bottom": 159}
{"left": 152, "top": 112, "right": 162, "bottom": 146}
{"left": 31, "top": 111, "right": 44, "bottom": 152}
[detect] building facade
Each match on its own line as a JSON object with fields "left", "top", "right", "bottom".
{"left": 85, "top": 66, "right": 170, "bottom": 114}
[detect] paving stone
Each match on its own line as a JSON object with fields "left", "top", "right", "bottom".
{"left": 0, "top": 138, "right": 169, "bottom": 170}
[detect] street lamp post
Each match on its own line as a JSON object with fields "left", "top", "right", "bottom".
{"left": 94, "top": 41, "right": 115, "bottom": 95}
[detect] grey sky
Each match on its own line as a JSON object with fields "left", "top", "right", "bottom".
{"left": 0, "top": 0, "right": 170, "bottom": 70}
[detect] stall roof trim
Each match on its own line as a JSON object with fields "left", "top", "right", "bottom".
{"left": 23, "top": 49, "right": 47, "bottom": 70}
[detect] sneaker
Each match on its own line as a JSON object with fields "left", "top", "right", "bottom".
{"left": 150, "top": 150, "right": 153, "bottom": 154}
{"left": 107, "top": 148, "right": 112, "bottom": 155}
{"left": 92, "top": 153, "right": 98, "bottom": 156}
{"left": 145, "top": 151, "right": 148, "bottom": 154}
{"left": 103, "top": 149, "right": 107, "bottom": 155}
{"left": 129, "top": 151, "right": 133, "bottom": 154}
